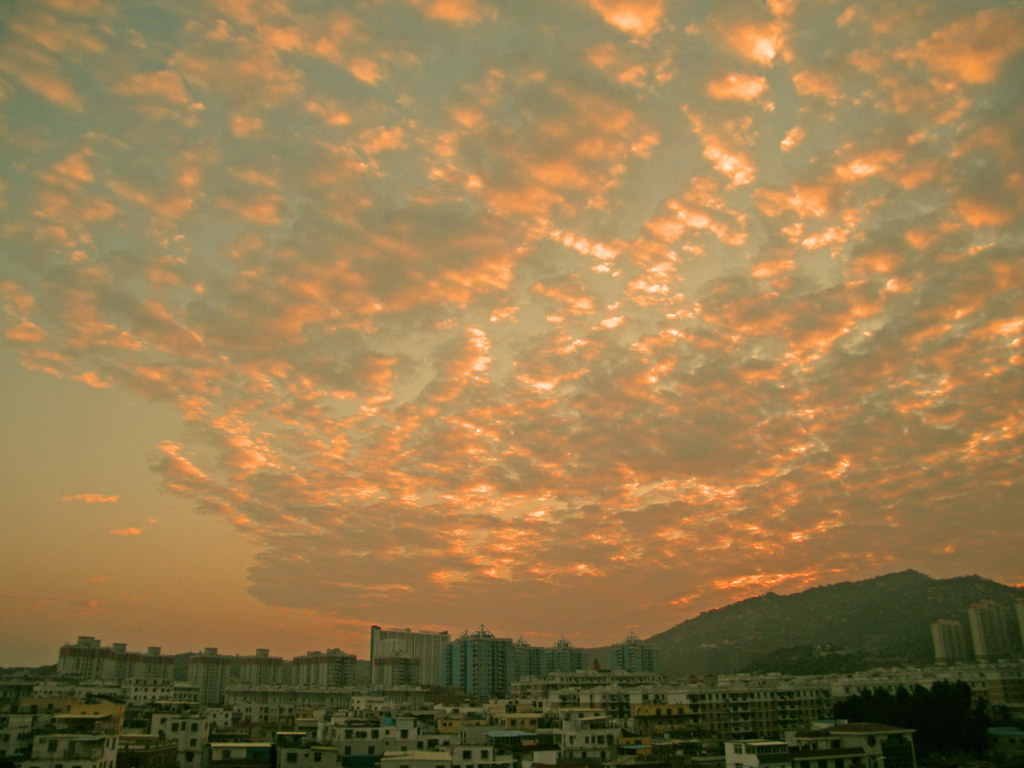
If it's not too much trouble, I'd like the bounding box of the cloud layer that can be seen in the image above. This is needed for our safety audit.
[2,0,1023,646]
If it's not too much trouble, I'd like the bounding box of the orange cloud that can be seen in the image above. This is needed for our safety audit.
[407,0,489,25]
[60,494,119,503]
[707,73,767,101]
[585,0,664,37]
[911,8,1024,84]
[115,70,189,103]
[108,528,142,536]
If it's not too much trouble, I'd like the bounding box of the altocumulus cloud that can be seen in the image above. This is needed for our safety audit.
[1,0,1023,644]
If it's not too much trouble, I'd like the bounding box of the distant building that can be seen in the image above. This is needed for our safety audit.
[1016,600,1024,650]
[56,637,173,683]
[545,636,586,674]
[968,601,1014,661]
[512,639,544,681]
[369,627,450,687]
[189,648,232,706]
[930,620,969,664]
[373,653,421,688]
[238,649,283,686]
[293,649,356,688]
[444,627,514,699]
[611,633,659,674]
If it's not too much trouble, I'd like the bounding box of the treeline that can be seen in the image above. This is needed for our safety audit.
[834,681,989,757]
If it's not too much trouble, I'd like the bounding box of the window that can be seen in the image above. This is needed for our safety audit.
[463,751,471,759]
[287,754,298,763]
[314,755,322,763]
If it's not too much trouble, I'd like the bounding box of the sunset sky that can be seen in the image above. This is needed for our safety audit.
[2,0,1023,667]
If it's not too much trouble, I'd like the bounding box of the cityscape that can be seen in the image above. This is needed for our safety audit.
[3,0,1024,766]
[2,592,1023,768]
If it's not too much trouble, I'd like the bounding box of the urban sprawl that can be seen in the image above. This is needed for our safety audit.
[3,599,1024,768]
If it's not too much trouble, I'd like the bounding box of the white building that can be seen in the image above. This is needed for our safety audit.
[380,750,451,768]
[189,649,232,706]
[725,739,791,768]
[370,627,450,687]
[293,651,356,689]
[240,650,284,687]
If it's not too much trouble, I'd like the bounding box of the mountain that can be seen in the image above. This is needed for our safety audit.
[641,570,1024,678]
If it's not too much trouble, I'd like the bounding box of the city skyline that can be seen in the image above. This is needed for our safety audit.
[2,0,1024,667]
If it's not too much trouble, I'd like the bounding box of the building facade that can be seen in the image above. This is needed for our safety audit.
[370,627,450,687]
[930,620,969,664]
[444,628,514,700]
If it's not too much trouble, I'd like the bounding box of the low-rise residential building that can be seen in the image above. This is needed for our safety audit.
[379,750,452,768]
[790,723,917,768]
[117,735,178,768]
[724,739,791,768]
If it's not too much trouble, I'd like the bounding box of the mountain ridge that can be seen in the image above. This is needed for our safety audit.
[631,569,1024,677]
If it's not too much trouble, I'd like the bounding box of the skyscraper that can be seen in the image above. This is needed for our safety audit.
[369,626,450,686]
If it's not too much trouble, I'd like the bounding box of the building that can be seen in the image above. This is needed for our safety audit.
[372,654,421,688]
[444,628,514,700]
[117,735,179,768]
[545,637,585,674]
[724,739,791,768]
[150,708,214,768]
[968,601,1014,661]
[611,634,659,674]
[239,650,284,687]
[189,649,232,706]
[511,641,544,682]
[22,713,120,768]
[56,637,173,683]
[791,722,917,768]
[370,627,450,687]
[293,650,356,688]
[930,620,969,664]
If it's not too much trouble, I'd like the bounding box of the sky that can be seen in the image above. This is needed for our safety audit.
[1,0,1023,668]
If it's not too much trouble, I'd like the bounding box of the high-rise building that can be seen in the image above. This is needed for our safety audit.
[510,636,586,680]
[931,620,969,664]
[444,626,514,699]
[968,601,1014,661]
[546,637,585,674]
[56,637,173,683]
[512,639,544,681]
[373,653,421,687]
[239,649,284,686]
[1016,600,1024,650]
[293,649,356,688]
[369,626,450,686]
[188,648,232,705]
[611,633,659,673]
